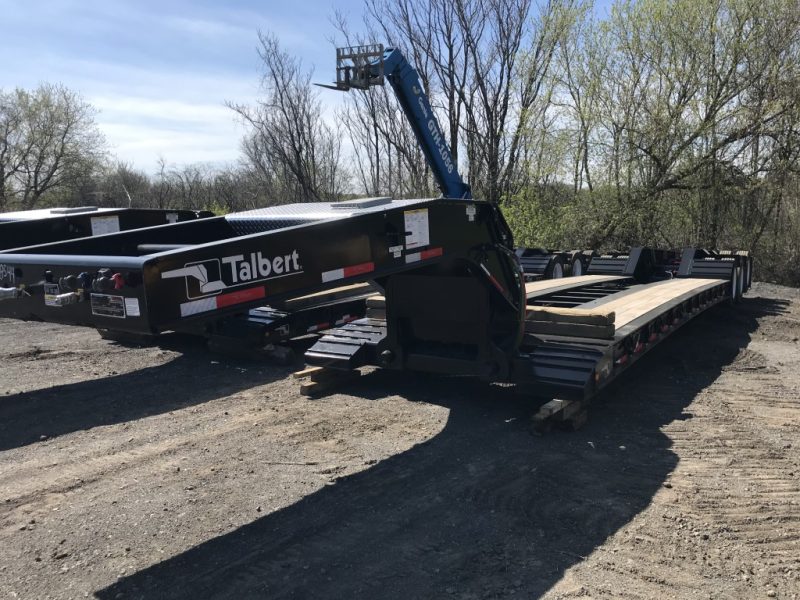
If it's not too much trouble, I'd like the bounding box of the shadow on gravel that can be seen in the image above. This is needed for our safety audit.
[0,333,292,452]
[98,297,781,600]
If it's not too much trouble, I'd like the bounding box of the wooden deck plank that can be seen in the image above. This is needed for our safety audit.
[525,277,725,337]
[605,278,723,328]
[603,279,718,314]
[524,274,626,296]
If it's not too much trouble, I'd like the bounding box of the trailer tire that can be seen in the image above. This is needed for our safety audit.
[744,257,752,292]
[569,254,584,277]
[736,262,745,298]
[545,255,565,279]
[729,265,740,304]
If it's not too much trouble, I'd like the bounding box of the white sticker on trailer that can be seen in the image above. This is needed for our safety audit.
[124,297,141,317]
[44,283,60,307]
[90,293,126,318]
[179,297,217,317]
[404,209,430,249]
[91,215,120,236]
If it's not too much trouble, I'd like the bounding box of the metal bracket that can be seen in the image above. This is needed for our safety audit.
[316,44,385,91]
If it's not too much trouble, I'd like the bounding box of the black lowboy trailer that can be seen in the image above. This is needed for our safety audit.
[0,43,753,425]
[0,206,214,251]
[304,245,750,405]
[0,196,750,405]
[0,199,419,353]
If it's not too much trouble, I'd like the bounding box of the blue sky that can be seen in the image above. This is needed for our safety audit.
[1,0,613,173]
[0,0,363,172]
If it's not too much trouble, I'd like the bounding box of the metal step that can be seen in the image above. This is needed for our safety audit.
[304,319,387,369]
[513,343,606,400]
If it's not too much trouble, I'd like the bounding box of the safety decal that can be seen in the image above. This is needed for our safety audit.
[91,294,126,318]
[0,263,15,286]
[321,261,375,283]
[179,285,266,318]
[404,208,430,249]
[44,283,60,307]
[124,298,141,317]
[90,215,121,236]
[404,247,443,264]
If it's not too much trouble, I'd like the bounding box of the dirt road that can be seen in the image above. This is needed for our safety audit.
[1,282,798,599]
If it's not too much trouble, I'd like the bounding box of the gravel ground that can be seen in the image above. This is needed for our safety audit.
[0,281,798,599]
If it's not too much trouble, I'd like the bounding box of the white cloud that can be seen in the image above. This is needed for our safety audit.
[162,16,251,38]
[99,121,241,167]
[0,0,348,172]
[15,53,261,171]
[89,94,248,169]
[92,96,235,124]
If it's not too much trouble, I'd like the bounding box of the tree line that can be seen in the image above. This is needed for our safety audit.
[1,0,798,283]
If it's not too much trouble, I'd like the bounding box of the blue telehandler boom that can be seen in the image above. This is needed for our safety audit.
[319,44,472,201]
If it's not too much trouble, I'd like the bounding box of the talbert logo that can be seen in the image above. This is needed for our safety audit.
[161,250,302,299]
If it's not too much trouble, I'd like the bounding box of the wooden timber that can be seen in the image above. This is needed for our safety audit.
[595,278,722,328]
[281,282,374,310]
[525,277,724,338]
[523,274,627,299]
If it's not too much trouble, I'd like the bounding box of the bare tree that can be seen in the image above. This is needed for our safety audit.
[228,32,347,203]
[335,0,576,203]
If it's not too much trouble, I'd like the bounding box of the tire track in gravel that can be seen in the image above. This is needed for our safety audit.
[3,286,799,600]
[547,291,800,599]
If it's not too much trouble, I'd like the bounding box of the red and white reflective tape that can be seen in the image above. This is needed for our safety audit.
[335,314,357,326]
[404,246,443,264]
[479,262,506,294]
[307,322,330,333]
[180,286,266,317]
[321,261,375,283]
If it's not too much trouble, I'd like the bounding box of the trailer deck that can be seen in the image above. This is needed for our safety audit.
[0,206,213,250]
[302,246,747,416]
[514,274,732,403]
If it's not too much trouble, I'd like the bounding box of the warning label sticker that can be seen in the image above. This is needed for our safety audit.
[91,215,121,236]
[124,297,141,317]
[90,293,126,318]
[44,283,60,307]
[404,208,430,249]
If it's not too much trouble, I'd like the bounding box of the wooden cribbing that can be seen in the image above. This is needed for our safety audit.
[293,365,360,396]
[524,321,615,339]
[525,278,723,338]
[292,366,326,379]
[282,282,373,310]
[366,295,386,308]
[531,398,588,432]
[526,306,615,326]
[365,295,386,319]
